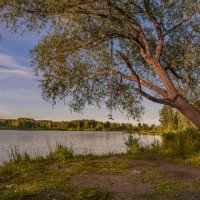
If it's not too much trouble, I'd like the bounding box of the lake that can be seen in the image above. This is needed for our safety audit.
[0,130,161,164]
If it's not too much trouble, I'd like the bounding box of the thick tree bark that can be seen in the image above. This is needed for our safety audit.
[154,64,200,129]
[144,59,200,129]
[175,96,200,129]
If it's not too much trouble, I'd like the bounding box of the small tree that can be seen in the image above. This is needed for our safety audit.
[159,105,176,130]
[1,1,199,127]
[159,105,195,131]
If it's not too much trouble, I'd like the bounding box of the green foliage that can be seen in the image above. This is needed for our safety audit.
[6,145,31,164]
[0,118,140,131]
[47,144,74,162]
[0,117,161,132]
[0,146,110,200]
[161,128,200,155]
[159,106,195,131]
[125,128,200,156]
[159,106,177,130]
[1,1,199,121]
[126,137,161,154]
[186,153,200,166]
[125,135,141,153]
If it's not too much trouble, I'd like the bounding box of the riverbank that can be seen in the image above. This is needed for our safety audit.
[1,146,200,200]
[123,130,163,135]
[0,128,164,136]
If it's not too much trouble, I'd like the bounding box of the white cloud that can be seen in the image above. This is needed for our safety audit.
[0,89,41,101]
[0,53,32,78]
[0,69,31,77]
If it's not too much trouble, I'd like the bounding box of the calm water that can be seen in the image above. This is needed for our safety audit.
[0,130,161,163]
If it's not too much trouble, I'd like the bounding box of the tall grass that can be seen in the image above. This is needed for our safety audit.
[5,145,31,164]
[125,128,200,156]
[161,128,200,155]
[0,144,74,182]
[47,143,74,162]
[125,135,161,153]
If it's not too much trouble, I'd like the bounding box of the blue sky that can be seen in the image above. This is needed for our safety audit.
[0,24,161,124]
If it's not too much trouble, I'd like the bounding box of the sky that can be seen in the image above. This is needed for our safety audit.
[0,24,161,124]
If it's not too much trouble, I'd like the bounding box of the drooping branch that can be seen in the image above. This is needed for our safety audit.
[93,68,169,97]
[117,51,142,90]
[62,7,146,52]
[93,69,178,107]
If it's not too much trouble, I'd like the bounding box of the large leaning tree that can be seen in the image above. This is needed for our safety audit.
[1,0,200,128]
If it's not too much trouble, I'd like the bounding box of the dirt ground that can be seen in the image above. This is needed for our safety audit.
[71,153,200,200]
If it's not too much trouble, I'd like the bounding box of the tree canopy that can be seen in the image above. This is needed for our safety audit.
[0,0,199,127]
[0,118,153,131]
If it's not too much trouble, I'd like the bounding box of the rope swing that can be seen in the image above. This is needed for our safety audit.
[108,38,114,120]
[108,5,114,120]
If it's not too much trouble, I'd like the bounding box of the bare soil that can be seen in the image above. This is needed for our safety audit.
[71,153,200,200]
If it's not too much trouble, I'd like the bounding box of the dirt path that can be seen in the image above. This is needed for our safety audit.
[71,153,200,200]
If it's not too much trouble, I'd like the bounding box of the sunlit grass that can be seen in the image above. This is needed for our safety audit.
[1,128,200,200]
[0,144,110,200]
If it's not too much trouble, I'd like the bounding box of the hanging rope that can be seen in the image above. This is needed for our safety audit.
[108,6,114,120]
[108,37,114,120]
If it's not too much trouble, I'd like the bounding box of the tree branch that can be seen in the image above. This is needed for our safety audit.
[92,69,168,99]
[117,51,142,90]
[163,19,189,36]
[93,69,179,107]
[165,66,183,80]
[116,51,168,98]
[115,51,179,107]
[108,0,152,57]
[143,0,164,61]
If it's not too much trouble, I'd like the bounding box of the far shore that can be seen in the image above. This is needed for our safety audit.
[0,128,163,135]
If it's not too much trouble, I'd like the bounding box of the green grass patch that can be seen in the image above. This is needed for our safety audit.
[1,141,200,200]
[0,145,110,200]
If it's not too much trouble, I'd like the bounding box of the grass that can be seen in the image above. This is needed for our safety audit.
[1,149,200,199]
[0,145,110,200]
[125,128,200,165]
[1,128,200,200]
[161,128,200,155]
[0,144,130,200]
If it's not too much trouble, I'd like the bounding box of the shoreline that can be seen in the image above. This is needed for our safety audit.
[0,128,163,134]
[1,150,200,200]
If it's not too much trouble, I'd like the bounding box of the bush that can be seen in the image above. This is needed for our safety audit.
[125,128,200,156]
[47,144,74,162]
[161,128,200,155]
[125,135,141,153]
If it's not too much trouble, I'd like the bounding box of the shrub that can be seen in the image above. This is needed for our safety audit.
[125,135,141,153]
[47,144,74,162]
[161,128,200,155]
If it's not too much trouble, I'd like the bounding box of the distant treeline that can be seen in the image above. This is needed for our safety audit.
[0,118,156,131]
[0,106,195,132]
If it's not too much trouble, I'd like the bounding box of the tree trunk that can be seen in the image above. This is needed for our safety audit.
[175,96,200,129]
[151,61,200,129]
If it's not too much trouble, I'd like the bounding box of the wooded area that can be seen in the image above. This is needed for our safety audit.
[0,105,196,132]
